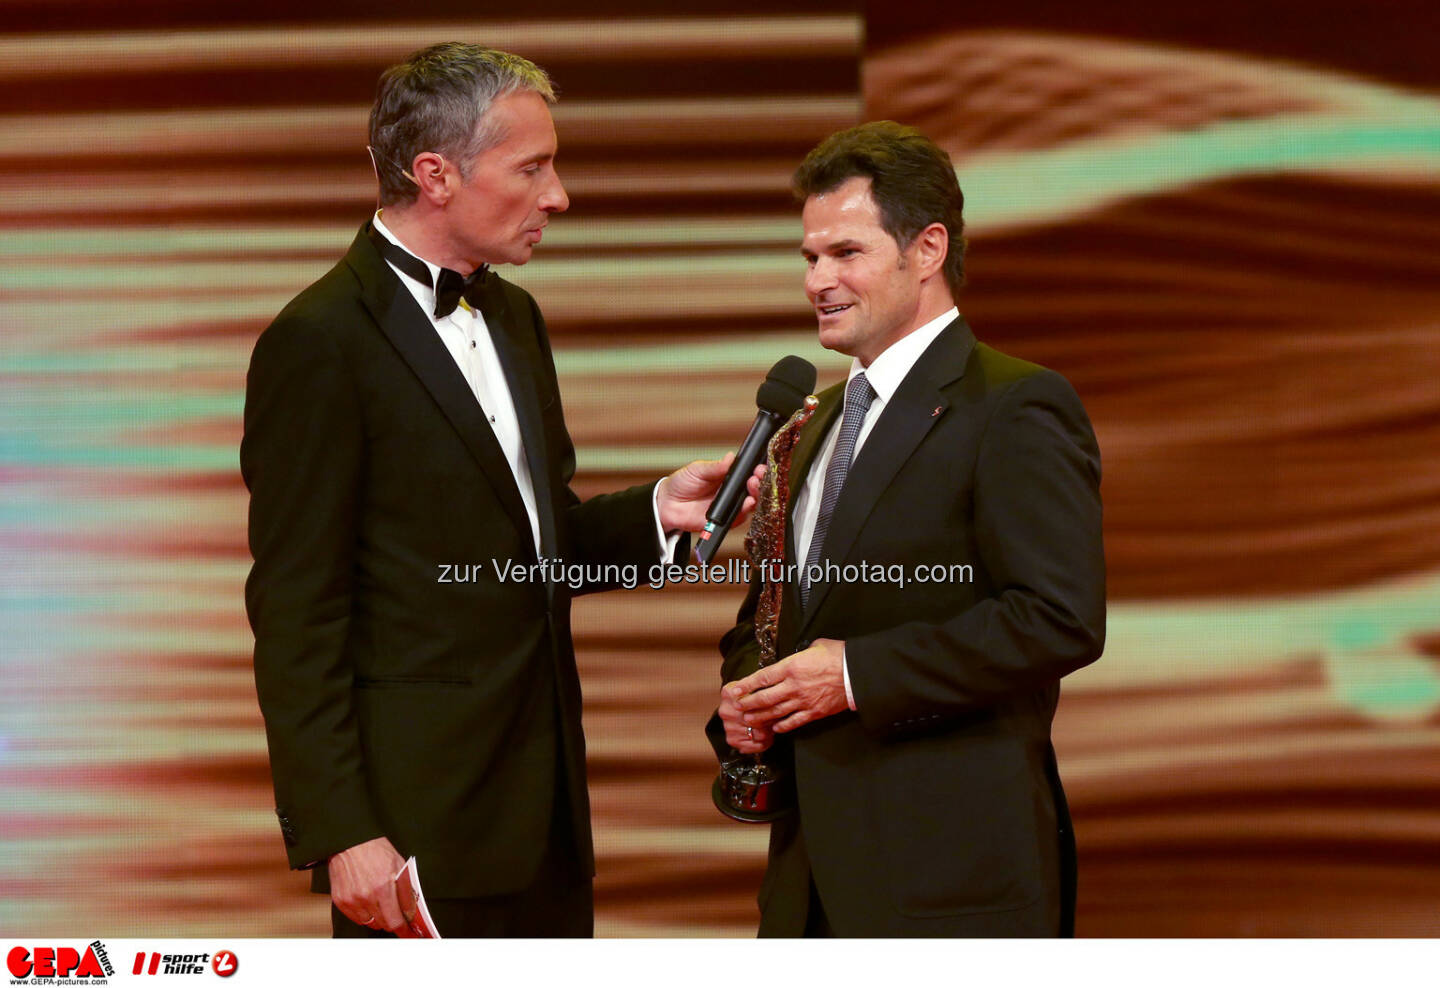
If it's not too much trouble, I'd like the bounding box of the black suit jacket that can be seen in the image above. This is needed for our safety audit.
[715,317,1105,936]
[242,225,664,898]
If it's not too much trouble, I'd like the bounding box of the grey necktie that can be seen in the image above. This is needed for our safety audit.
[801,372,876,608]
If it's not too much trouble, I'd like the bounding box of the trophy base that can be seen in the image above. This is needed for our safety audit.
[711,760,793,824]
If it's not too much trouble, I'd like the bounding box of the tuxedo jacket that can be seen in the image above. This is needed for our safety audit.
[715,317,1105,936]
[242,225,663,899]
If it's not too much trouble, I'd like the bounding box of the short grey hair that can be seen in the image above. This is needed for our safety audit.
[368,42,556,206]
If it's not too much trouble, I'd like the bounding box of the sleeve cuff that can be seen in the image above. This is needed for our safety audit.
[651,479,683,563]
[842,644,857,710]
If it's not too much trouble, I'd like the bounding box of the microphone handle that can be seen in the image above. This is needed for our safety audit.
[695,409,784,565]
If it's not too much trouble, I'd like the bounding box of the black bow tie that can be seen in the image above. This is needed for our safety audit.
[431,266,489,319]
[368,224,490,319]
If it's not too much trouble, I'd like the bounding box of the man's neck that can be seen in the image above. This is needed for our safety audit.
[378,205,477,276]
[857,289,956,367]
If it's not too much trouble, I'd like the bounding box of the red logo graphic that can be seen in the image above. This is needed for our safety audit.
[7,944,110,979]
[131,951,227,977]
[211,952,237,978]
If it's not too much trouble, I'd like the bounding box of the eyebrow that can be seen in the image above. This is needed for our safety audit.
[801,238,863,255]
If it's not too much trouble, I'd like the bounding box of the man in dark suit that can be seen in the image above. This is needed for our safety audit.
[243,43,740,938]
[715,121,1106,936]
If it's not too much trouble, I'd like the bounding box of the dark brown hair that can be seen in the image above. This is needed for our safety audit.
[793,121,966,297]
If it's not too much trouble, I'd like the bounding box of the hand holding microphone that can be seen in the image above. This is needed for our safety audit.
[694,356,817,565]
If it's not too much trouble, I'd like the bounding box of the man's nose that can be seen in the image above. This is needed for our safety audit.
[805,258,836,297]
[542,170,569,213]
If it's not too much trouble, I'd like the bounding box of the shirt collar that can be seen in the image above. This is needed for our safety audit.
[373,210,442,315]
[847,306,959,404]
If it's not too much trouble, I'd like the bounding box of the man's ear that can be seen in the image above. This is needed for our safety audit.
[910,221,949,283]
[409,151,451,205]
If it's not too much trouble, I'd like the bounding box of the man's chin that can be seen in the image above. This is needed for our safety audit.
[817,324,855,354]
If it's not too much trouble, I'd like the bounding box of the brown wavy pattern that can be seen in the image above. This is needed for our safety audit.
[867,31,1328,159]
[954,174,1440,597]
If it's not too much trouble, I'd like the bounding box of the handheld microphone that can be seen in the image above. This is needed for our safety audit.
[695,355,816,566]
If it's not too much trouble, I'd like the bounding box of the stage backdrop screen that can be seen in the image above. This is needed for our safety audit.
[1,0,1435,936]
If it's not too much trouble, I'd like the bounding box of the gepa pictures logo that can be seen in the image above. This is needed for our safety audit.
[6,941,114,982]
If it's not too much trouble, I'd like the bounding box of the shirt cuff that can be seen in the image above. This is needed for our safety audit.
[842,644,856,710]
[651,480,683,564]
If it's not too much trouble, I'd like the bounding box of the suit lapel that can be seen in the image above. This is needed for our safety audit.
[799,319,977,633]
[347,226,538,560]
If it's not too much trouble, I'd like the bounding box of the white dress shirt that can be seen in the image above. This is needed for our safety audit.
[372,213,678,561]
[792,306,959,708]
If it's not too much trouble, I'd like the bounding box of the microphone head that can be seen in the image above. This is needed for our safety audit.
[756,355,817,416]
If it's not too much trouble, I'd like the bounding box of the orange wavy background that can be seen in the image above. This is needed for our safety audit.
[2,0,1437,937]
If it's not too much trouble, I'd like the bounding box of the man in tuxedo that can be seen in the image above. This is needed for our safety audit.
[714,121,1106,936]
[243,43,742,938]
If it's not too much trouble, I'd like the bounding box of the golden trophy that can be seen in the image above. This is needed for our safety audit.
[712,394,818,822]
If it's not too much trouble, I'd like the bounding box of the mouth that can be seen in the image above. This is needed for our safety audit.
[817,303,853,317]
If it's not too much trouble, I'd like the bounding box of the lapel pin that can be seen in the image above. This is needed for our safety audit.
[932,405,943,417]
